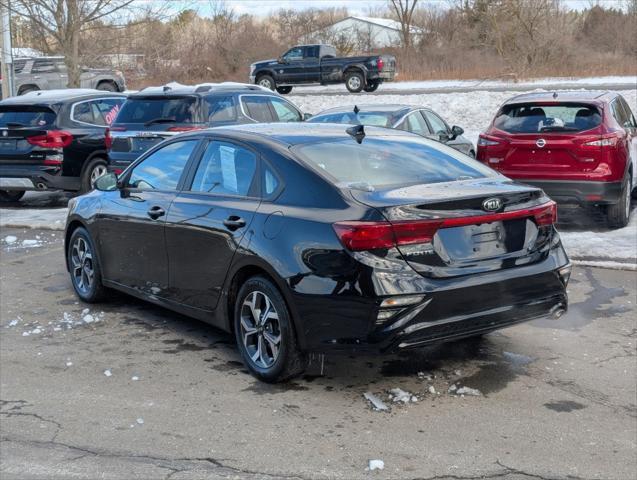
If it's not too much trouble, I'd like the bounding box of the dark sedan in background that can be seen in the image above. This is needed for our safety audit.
[307,104,475,157]
[65,123,570,382]
[0,89,125,201]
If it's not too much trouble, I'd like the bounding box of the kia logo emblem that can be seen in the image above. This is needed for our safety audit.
[536,138,546,148]
[482,197,502,212]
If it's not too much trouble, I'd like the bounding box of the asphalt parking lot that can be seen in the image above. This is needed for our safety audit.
[1,218,635,480]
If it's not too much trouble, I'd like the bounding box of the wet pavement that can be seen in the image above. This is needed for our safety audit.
[0,223,636,479]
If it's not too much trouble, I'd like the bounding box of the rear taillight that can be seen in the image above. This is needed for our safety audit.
[333,201,557,251]
[27,131,73,148]
[104,128,112,149]
[584,134,619,147]
[377,57,384,71]
[478,135,501,147]
[167,126,204,132]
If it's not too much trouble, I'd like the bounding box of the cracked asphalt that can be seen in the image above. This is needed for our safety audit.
[0,223,635,480]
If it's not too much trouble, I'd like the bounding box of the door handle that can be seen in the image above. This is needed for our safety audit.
[223,215,246,230]
[147,205,165,220]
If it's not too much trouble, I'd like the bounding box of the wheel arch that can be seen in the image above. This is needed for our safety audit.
[223,258,307,350]
[96,79,119,91]
[343,64,367,80]
[17,84,40,95]
[64,218,89,272]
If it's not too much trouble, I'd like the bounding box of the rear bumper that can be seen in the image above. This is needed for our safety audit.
[0,166,79,191]
[296,240,570,353]
[516,180,622,205]
[369,71,395,82]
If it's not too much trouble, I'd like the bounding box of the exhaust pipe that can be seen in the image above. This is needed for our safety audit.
[36,182,47,190]
[549,303,566,320]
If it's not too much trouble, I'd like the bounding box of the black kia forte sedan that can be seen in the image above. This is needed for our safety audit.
[64,123,571,382]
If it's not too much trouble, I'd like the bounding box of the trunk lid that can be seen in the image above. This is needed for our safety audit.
[350,178,554,278]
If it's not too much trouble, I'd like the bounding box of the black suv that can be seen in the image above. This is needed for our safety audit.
[0,89,126,201]
[108,83,307,173]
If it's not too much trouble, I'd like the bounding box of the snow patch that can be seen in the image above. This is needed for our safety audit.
[363,392,389,411]
[368,459,385,471]
[4,235,17,244]
[104,369,112,377]
[456,386,482,396]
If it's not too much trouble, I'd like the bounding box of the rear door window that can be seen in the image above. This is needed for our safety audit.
[402,112,430,135]
[72,101,96,124]
[32,59,57,73]
[241,96,275,122]
[190,141,258,196]
[0,106,56,127]
[128,140,198,190]
[72,99,123,126]
[494,103,602,133]
[115,96,199,124]
[205,95,237,123]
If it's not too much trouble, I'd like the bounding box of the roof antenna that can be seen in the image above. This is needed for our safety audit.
[353,105,360,114]
[346,124,365,144]
[552,91,558,99]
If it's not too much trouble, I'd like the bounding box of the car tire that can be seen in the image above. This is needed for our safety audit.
[81,157,108,193]
[67,226,107,303]
[0,190,25,202]
[345,71,365,93]
[234,276,306,382]
[257,75,276,91]
[606,175,631,228]
[276,86,292,95]
[363,81,379,93]
[18,86,39,95]
[96,81,118,92]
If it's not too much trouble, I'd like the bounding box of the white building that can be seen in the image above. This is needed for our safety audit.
[310,16,422,50]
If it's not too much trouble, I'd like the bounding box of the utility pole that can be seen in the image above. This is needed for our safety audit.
[0,0,13,98]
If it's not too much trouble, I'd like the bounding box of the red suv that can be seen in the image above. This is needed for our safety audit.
[477,91,636,227]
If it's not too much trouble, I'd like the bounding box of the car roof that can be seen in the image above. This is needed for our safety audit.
[312,104,415,116]
[504,90,616,105]
[192,122,411,147]
[128,82,273,98]
[0,89,126,106]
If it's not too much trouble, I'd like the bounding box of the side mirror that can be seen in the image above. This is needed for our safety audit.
[437,130,451,142]
[303,112,313,121]
[94,172,119,192]
[449,125,464,140]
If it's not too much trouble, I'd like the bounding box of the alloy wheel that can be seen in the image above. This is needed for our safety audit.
[71,236,94,295]
[258,78,273,90]
[240,291,281,369]
[348,76,361,90]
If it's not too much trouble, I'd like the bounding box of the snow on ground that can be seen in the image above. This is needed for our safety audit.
[5,308,105,337]
[296,75,637,94]
[0,208,67,230]
[560,211,637,268]
[290,88,637,147]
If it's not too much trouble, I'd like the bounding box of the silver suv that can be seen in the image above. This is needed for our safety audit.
[11,56,126,96]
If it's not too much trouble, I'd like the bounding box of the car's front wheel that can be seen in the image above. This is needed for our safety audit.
[257,75,276,91]
[234,276,306,382]
[0,190,25,202]
[606,175,631,228]
[67,226,107,302]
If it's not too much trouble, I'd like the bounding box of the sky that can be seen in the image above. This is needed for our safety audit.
[174,0,629,18]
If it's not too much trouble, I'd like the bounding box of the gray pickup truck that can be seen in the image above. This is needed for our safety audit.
[249,44,396,94]
[6,56,126,96]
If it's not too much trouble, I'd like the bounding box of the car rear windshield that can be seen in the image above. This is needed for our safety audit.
[494,103,602,133]
[310,112,393,127]
[115,96,199,124]
[0,106,56,127]
[293,136,495,189]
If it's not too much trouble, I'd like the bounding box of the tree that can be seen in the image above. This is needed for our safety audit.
[7,0,143,87]
[388,0,419,49]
